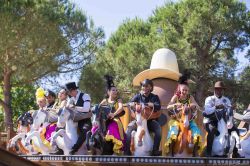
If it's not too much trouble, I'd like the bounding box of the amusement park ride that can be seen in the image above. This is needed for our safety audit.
[1,48,250,166]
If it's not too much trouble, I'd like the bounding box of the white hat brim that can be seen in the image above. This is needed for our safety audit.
[133,68,181,86]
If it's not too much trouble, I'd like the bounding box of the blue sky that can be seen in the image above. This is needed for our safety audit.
[72,0,249,39]
[71,0,249,76]
[72,0,166,39]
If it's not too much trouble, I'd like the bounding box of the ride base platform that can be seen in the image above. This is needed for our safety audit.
[21,155,250,166]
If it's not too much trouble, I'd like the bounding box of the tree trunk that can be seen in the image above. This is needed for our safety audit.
[195,80,207,107]
[2,69,14,134]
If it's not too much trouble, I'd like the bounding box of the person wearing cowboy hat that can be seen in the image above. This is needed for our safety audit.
[64,82,92,155]
[203,81,242,157]
[125,79,162,156]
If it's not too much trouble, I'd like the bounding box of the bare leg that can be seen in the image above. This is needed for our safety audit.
[138,129,145,146]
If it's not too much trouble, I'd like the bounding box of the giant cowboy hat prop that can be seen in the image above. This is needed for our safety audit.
[133,48,181,86]
[133,48,182,126]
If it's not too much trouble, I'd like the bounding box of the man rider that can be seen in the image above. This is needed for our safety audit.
[203,81,242,157]
[124,79,162,156]
[65,82,92,155]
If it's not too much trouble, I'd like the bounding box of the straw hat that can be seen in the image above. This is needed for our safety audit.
[133,48,181,86]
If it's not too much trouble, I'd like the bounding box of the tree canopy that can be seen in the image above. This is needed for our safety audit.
[149,0,250,104]
[0,0,104,131]
[80,18,153,103]
[80,0,250,108]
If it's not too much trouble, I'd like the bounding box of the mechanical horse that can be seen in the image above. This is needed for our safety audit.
[129,103,159,156]
[50,107,89,155]
[210,106,238,157]
[86,104,125,155]
[7,111,34,154]
[165,104,201,157]
[234,108,250,158]
[25,109,57,155]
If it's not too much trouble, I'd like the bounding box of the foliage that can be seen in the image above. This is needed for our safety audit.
[0,0,104,130]
[149,0,250,105]
[0,85,37,131]
[80,18,153,103]
[0,84,37,131]
[238,66,250,109]
[0,0,104,85]
[11,85,37,126]
[80,0,250,107]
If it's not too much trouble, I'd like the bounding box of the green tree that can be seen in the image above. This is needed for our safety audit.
[80,18,153,102]
[149,0,250,105]
[238,66,250,108]
[0,0,104,131]
[0,85,37,131]
[80,0,249,106]
[11,85,37,125]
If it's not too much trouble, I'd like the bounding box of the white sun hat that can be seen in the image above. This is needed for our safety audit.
[133,48,181,86]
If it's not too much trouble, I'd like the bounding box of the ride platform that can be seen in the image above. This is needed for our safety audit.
[21,155,250,166]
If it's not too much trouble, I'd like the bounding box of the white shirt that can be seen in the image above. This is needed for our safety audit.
[204,95,231,115]
[67,90,91,113]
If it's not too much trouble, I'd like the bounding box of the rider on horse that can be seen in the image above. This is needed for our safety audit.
[165,72,201,156]
[64,82,92,155]
[125,79,162,156]
[98,75,126,155]
[203,81,242,157]
[30,88,58,153]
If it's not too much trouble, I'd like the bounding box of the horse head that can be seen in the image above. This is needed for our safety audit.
[17,112,33,127]
[17,111,34,133]
[57,107,74,128]
[134,103,145,125]
[91,104,111,134]
[32,109,50,130]
[91,104,101,128]
[87,104,112,155]
[214,105,234,130]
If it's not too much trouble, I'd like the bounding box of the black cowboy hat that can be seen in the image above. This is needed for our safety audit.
[65,82,78,91]
[214,81,226,89]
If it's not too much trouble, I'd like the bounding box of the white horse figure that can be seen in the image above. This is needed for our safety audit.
[25,109,57,155]
[50,107,88,155]
[234,109,250,158]
[131,104,153,156]
[7,111,36,155]
[8,132,37,155]
[211,106,238,157]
